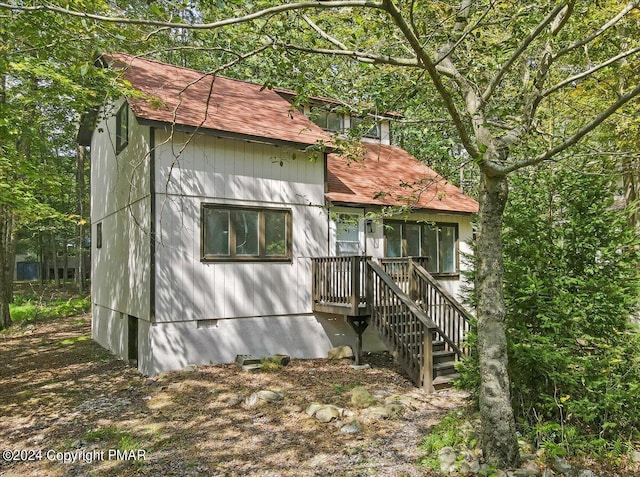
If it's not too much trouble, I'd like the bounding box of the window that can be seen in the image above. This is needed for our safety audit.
[201,205,292,261]
[351,116,381,139]
[96,223,103,249]
[311,107,343,132]
[335,213,362,256]
[384,221,458,274]
[115,104,129,154]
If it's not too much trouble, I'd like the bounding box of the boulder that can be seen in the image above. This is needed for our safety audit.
[438,446,457,474]
[350,387,377,409]
[328,346,354,360]
[315,405,342,423]
[245,389,284,407]
[340,420,362,434]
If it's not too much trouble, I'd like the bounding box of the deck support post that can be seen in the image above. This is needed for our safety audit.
[345,316,369,365]
[421,330,434,393]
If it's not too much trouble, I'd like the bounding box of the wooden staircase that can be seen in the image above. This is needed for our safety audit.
[312,256,473,392]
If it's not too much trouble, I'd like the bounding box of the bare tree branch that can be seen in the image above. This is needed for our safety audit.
[543,47,640,98]
[481,1,572,104]
[301,14,349,51]
[552,0,639,61]
[381,0,480,159]
[500,82,640,174]
[0,1,385,30]
[282,43,419,67]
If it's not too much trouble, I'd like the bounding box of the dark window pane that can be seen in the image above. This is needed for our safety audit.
[385,224,402,257]
[232,210,259,255]
[441,225,456,273]
[422,224,439,273]
[405,223,421,256]
[204,209,229,256]
[265,210,287,256]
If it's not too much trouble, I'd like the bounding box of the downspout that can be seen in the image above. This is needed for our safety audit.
[149,127,156,323]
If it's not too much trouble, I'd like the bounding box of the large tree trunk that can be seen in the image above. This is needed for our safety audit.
[76,145,86,292]
[0,204,16,330]
[475,170,520,467]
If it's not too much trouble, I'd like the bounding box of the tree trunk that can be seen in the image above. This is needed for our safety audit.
[76,145,86,292]
[475,170,520,467]
[0,204,16,330]
[51,234,60,287]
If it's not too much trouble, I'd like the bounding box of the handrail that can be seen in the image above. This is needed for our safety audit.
[311,256,369,315]
[410,261,473,357]
[366,260,437,391]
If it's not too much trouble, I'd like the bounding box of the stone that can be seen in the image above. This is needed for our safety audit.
[305,402,324,417]
[542,469,556,477]
[328,345,354,360]
[632,450,640,463]
[268,354,291,366]
[235,354,261,367]
[241,364,263,372]
[315,405,342,423]
[459,450,480,474]
[340,420,362,434]
[350,386,377,409]
[576,471,598,477]
[362,406,392,422]
[246,389,284,407]
[350,364,371,370]
[183,364,197,372]
[438,446,458,474]
[551,456,575,477]
[512,470,539,477]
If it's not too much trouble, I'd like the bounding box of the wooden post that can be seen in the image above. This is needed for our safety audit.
[421,328,434,393]
[350,256,360,315]
[408,258,418,301]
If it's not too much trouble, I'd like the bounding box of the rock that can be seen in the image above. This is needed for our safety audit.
[328,345,354,360]
[241,364,263,372]
[551,456,575,477]
[513,470,539,477]
[340,420,361,434]
[235,354,261,367]
[438,446,458,474]
[246,389,284,407]
[350,387,377,409]
[315,405,342,423]
[268,354,291,366]
[306,402,324,417]
[459,450,480,474]
[183,364,197,372]
[576,471,598,477]
[350,363,371,370]
[361,406,392,422]
[542,469,556,477]
[632,450,640,463]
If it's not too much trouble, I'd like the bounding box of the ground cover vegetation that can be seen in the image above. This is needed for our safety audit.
[1,0,639,470]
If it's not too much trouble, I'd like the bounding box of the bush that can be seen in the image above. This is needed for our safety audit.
[458,159,640,459]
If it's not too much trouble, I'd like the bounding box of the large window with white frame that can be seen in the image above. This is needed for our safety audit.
[384,221,458,274]
[201,204,292,261]
[115,104,128,154]
[334,213,362,256]
[310,107,344,132]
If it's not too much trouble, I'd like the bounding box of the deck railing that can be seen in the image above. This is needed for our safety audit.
[378,257,430,293]
[366,260,437,390]
[408,261,473,358]
[311,256,369,315]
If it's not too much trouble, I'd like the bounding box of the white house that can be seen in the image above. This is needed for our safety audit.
[79,54,478,378]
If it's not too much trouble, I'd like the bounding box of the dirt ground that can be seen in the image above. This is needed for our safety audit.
[0,314,468,477]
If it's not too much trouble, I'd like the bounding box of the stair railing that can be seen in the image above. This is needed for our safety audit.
[312,256,369,315]
[366,260,440,391]
[408,260,473,358]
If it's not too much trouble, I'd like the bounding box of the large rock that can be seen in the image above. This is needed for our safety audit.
[315,405,342,423]
[340,420,362,434]
[438,446,457,474]
[350,387,377,409]
[245,389,284,407]
[328,346,354,360]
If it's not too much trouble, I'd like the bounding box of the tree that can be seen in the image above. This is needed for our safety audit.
[2,0,640,466]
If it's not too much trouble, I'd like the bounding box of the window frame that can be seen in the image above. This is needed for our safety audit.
[384,220,459,276]
[200,204,293,262]
[115,103,129,154]
[351,116,381,140]
[96,222,103,249]
[310,106,344,132]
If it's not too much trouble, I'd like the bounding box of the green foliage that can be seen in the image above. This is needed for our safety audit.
[459,159,640,458]
[420,411,480,472]
[9,295,91,323]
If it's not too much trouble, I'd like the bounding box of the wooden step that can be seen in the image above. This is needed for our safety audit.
[432,361,457,377]
[433,373,459,390]
[433,350,456,364]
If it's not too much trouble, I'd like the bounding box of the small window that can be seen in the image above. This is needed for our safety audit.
[311,108,343,132]
[202,205,292,261]
[335,213,362,256]
[351,117,381,139]
[115,104,129,154]
[96,223,103,249]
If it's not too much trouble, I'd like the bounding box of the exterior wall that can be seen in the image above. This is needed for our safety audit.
[143,129,339,373]
[329,206,474,302]
[90,99,151,363]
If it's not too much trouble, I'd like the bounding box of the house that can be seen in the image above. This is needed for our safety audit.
[79,54,478,386]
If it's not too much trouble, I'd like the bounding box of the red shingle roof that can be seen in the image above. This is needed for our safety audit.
[327,143,478,213]
[106,53,332,148]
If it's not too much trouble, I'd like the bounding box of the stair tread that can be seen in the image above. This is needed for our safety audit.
[433,373,459,386]
[432,361,456,370]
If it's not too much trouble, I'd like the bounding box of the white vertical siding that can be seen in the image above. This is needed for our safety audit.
[152,130,328,323]
[90,99,151,364]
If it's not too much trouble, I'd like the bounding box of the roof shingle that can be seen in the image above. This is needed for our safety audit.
[107,53,332,148]
[327,143,478,214]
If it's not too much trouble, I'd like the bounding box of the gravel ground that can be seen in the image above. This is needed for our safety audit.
[0,314,468,477]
